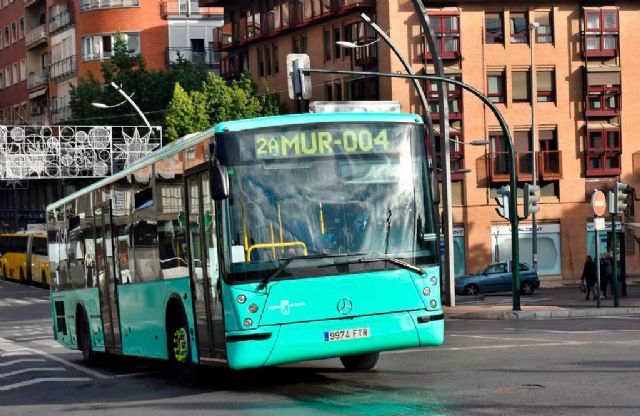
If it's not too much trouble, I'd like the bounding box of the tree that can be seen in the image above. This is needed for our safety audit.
[165,83,208,142]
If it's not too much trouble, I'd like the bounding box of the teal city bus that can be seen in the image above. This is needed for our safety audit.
[46,112,443,375]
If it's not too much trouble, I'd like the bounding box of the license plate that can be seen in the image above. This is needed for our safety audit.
[323,327,370,342]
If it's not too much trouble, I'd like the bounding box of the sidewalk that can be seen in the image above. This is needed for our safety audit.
[445,284,640,320]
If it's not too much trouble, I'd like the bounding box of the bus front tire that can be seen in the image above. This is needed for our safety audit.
[340,352,380,371]
[78,313,98,366]
[167,308,199,385]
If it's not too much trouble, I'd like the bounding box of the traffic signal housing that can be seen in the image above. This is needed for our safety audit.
[495,185,510,220]
[524,183,540,218]
[609,182,630,215]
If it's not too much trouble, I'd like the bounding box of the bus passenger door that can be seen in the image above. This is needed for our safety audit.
[187,171,225,360]
[95,202,122,352]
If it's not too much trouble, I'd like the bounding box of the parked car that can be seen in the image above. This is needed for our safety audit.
[455,262,540,296]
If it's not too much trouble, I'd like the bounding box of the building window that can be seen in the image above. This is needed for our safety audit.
[426,14,460,59]
[19,59,25,82]
[343,25,352,57]
[584,8,619,57]
[292,33,307,54]
[257,47,264,77]
[487,71,505,103]
[535,11,553,43]
[12,63,18,85]
[11,21,16,43]
[512,70,530,102]
[333,27,341,59]
[426,75,463,118]
[18,17,24,39]
[586,128,621,176]
[265,46,272,75]
[335,80,343,100]
[485,12,504,44]
[4,67,9,87]
[586,85,620,116]
[272,45,279,74]
[323,29,331,61]
[4,27,9,46]
[0,71,3,89]
[325,83,333,101]
[81,33,140,61]
[536,70,555,102]
[510,12,529,43]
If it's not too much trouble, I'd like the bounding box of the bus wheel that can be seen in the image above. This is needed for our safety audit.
[167,310,199,385]
[79,313,98,366]
[339,352,380,371]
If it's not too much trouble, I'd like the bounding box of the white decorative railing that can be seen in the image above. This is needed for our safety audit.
[80,0,139,11]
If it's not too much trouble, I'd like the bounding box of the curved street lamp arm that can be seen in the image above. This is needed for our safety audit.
[110,82,152,131]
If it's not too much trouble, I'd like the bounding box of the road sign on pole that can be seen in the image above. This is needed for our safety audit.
[591,190,607,217]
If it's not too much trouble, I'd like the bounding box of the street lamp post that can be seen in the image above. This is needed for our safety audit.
[530,22,540,272]
[92,81,151,131]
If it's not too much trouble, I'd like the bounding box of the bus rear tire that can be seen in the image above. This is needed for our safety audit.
[340,352,380,371]
[79,313,98,366]
[167,307,199,386]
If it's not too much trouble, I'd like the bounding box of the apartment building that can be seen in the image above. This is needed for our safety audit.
[205,0,640,281]
[0,0,223,126]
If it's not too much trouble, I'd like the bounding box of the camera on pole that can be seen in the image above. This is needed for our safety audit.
[609,181,630,215]
[524,183,540,218]
[495,185,510,220]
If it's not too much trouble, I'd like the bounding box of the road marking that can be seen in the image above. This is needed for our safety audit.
[0,358,46,367]
[449,334,560,343]
[14,335,53,342]
[0,377,91,391]
[0,337,110,379]
[0,367,66,378]
[504,328,640,334]
[383,341,591,355]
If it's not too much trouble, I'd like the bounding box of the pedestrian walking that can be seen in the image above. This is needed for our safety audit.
[581,255,597,300]
[599,252,613,299]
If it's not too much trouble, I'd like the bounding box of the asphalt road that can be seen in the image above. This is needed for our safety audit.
[1,279,640,416]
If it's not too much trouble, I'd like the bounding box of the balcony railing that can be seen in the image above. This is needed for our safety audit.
[215,0,374,51]
[489,151,563,182]
[166,48,219,69]
[27,70,49,90]
[51,56,77,82]
[160,1,220,18]
[51,106,71,125]
[353,36,377,67]
[48,10,73,35]
[213,24,233,51]
[25,25,47,49]
[80,0,139,12]
[220,55,242,79]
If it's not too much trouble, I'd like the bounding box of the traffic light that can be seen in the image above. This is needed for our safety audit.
[609,182,630,215]
[287,54,311,100]
[524,183,540,218]
[495,185,510,220]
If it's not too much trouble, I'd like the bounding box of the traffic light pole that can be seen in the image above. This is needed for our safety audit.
[296,67,523,311]
[612,212,620,307]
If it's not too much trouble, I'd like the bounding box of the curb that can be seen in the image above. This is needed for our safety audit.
[447,307,640,320]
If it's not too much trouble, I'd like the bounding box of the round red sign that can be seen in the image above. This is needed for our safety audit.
[591,190,607,217]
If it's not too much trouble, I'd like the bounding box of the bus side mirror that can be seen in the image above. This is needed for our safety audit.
[210,161,229,201]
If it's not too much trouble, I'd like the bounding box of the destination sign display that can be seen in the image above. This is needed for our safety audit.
[249,126,407,160]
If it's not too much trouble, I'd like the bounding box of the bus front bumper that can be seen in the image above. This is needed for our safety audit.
[225,310,444,370]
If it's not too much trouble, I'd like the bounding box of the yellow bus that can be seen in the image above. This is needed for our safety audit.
[0,233,50,287]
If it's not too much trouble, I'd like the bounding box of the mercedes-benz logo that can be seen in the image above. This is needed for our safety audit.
[337,298,353,315]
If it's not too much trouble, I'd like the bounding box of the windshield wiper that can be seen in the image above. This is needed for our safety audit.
[330,254,426,276]
[257,252,366,290]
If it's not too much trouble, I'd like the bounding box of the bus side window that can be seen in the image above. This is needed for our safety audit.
[113,182,133,284]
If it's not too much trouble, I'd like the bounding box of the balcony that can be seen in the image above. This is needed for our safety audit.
[582,9,619,58]
[220,55,241,79]
[488,151,562,183]
[160,1,220,18]
[213,24,232,52]
[50,56,77,82]
[166,48,219,69]
[80,0,139,12]
[27,70,49,90]
[215,0,374,51]
[48,10,73,35]
[51,106,71,125]
[25,25,47,49]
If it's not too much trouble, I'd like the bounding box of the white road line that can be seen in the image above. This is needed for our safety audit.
[0,377,91,391]
[32,340,61,348]
[383,341,591,355]
[14,335,53,342]
[504,328,640,334]
[0,352,34,358]
[0,367,66,379]
[449,334,561,343]
[0,337,110,379]
[0,358,46,367]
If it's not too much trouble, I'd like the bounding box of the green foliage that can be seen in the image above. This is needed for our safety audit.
[165,83,209,141]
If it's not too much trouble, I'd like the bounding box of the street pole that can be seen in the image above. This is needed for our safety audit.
[109,82,152,131]
[411,0,456,308]
[530,23,539,272]
[299,68,522,310]
[595,222,601,309]
[612,211,620,307]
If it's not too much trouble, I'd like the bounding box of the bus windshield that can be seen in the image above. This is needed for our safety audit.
[217,122,436,282]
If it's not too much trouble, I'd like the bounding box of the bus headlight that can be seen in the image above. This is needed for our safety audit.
[422,287,431,297]
[237,295,247,304]
[248,303,259,313]
[430,277,438,286]
[243,318,253,327]
[429,300,437,308]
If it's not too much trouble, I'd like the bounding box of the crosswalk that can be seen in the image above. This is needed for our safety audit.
[0,297,50,308]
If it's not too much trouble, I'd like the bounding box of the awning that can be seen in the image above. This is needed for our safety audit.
[28,88,47,100]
